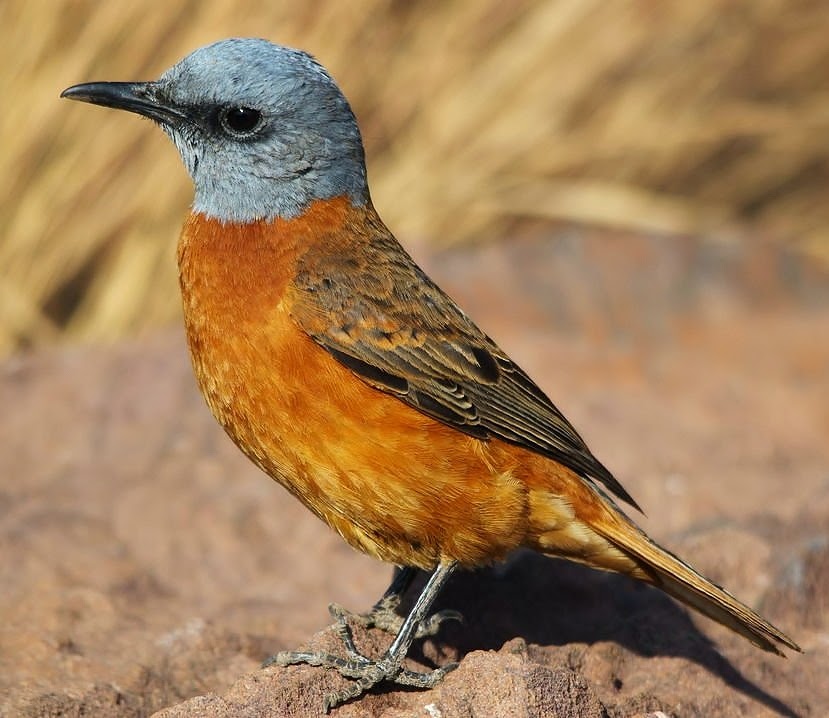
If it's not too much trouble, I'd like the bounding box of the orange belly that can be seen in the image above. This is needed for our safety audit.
[199,306,537,568]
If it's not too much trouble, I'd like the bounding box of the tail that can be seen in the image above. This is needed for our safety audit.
[588,505,801,655]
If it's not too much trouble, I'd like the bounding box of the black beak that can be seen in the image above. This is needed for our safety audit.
[60,82,186,126]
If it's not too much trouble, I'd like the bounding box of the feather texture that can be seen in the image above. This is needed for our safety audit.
[289,205,640,510]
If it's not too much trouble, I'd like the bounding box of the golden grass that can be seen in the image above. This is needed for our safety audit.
[2,0,829,355]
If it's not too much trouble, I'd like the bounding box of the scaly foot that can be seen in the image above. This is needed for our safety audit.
[262,563,459,711]
[270,614,458,711]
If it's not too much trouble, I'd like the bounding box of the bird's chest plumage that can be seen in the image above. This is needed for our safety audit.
[176,211,322,480]
[175,203,529,569]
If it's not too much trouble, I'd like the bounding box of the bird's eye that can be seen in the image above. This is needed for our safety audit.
[219,106,263,137]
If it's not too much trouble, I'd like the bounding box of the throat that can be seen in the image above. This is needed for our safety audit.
[177,212,299,316]
[176,195,363,346]
[178,195,357,305]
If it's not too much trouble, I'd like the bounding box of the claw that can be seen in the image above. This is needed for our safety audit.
[276,646,454,712]
[261,563,459,711]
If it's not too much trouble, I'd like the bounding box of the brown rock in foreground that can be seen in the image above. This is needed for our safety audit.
[154,641,607,718]
[2,229,827,717]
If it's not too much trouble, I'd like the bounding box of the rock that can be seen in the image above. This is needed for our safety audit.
[153,642,607,718]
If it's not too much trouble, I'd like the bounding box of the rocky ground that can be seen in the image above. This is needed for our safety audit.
[2,228,827,717]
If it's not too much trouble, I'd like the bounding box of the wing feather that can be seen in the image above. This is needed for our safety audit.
[290,225,640,510]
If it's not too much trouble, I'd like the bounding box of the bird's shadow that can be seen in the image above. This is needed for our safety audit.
[393,552,798,717]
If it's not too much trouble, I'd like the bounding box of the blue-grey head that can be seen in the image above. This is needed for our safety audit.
[61,38,369,222]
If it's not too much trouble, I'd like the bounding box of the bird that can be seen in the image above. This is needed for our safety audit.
[61,37,800,711]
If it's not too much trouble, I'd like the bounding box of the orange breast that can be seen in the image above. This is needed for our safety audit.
[176,198,535,569]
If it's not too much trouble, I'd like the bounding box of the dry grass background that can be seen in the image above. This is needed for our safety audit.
[2,0,829,356]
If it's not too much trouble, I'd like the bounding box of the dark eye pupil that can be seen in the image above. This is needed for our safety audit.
[222,106,261,134]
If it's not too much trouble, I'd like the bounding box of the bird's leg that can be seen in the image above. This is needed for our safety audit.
[330,565,462,638]
[271,562,459,712]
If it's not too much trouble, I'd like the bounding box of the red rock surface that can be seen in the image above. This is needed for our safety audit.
[2,229,827,717]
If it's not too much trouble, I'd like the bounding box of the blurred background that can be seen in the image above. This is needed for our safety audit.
[3,5,829,714]
[2,0,828,357]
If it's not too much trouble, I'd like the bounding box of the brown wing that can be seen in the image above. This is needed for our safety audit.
[289,221,640,511]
